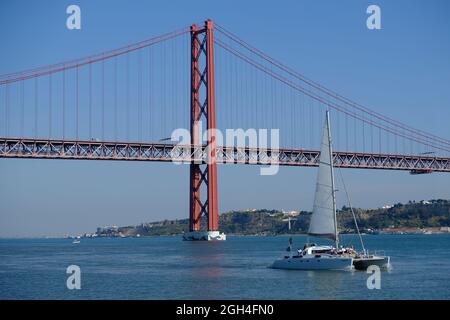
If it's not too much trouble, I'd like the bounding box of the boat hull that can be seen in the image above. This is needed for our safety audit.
[353,256,390,270]
[271,255,354,271]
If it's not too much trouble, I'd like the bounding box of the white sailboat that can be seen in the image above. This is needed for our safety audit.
[72,236,81,244]
[271,111,354,271]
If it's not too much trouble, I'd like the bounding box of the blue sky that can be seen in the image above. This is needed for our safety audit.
[0,0,449,237]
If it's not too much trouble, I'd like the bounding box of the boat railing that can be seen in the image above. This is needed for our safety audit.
[365,249,386,257]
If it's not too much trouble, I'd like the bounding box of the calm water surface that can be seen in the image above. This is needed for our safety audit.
[1,234,450,299]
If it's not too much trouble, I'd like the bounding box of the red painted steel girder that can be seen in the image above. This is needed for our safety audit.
[189,23,202,232]
[205,19,219,231]
[188,19,219,232]
[1,137,449,173]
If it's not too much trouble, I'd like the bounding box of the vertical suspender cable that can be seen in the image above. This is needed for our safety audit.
[138,50,142,141]
[114,57,118,141]
[5,83,8,136]
[346,112,349,151]
[76,65,79,140]
[35,78,38,137]
[150,45,153,139]
[89,63,92,139]
[63,67,66,139]
[126,53,130,141]
[102,56,105,141]
[21,80,25,136]
[49,70,52,138]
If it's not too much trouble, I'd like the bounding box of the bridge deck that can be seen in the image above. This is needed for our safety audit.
[0,137,449,172]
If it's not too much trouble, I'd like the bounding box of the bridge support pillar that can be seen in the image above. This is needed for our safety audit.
[185,19,225,241]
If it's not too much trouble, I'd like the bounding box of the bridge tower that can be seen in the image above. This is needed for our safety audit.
[184,19,226,241]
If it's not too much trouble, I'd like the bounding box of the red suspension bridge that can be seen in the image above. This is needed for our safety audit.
[1,20,449,238]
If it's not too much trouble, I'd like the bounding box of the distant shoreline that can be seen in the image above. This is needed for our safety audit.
[4,231,450,240]
[2,200,449,239]
[87,200,450,239]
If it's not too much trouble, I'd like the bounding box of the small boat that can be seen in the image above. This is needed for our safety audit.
[271,111,353,271]
[72,239,80,244]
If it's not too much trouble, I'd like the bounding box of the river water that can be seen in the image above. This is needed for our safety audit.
[1,234,449,299]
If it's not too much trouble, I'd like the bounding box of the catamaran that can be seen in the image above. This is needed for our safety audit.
[271,110,389,271]
[271,111,353,270]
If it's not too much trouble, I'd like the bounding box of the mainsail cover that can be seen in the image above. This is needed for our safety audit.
[308,112,337,240]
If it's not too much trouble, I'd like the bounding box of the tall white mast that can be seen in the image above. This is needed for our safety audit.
[308,110,339,245]
[326,110,339,248]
